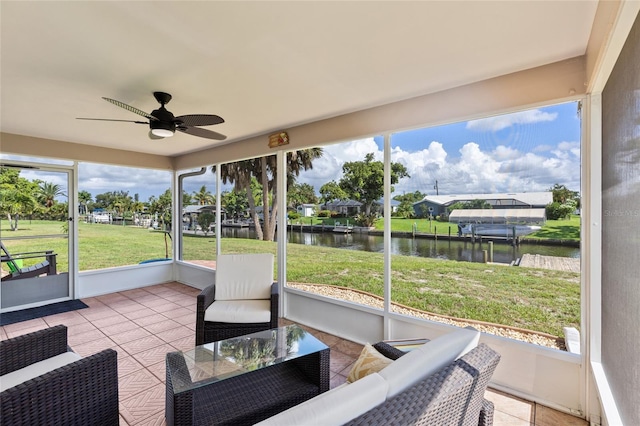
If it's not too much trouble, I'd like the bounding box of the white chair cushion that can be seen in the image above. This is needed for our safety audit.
[215,253,274,300]
[378,327,480,397]
[255,372,389,426]
[0,351,82,392]
[204,299,271,323]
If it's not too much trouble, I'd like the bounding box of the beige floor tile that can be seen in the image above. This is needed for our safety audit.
[81,297,107,308]
[155,325,192,343]
[333,339,364,358]
[493,409,534,426]
[79,307,119,321]
[118,355,145,377]
[72,336,116,357]
[2,317,47,333]
[313,330,343,347]
[134,410,167,426]
[330,373,348,389]
[111,301,146,314]
[120,335,165,355]
[535,404,588,426]
[95,293,130,303]
[65,321,98,335]
[143,319,182,334]
[119,368,161,399]
[136,295,167,307]
[123,308,160,320]
[485,388,535,423]
[149,302,182,313]
[119,383,165,425]
[158,307,192,318]
[6,325,48,338]
[330,350,356,373]
[147,361,167,382]
[132,343,175,367]
[172,313,195,326]
[101,320,141,336]
[169,335,195,352]
[43,310,88,326]
[68,328,107,346]
[110,327,152,345]
[91,313,130,328]
[133,313,169,328]
[170,296,196,307]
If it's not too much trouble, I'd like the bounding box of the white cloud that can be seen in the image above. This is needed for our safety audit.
[466,109,558,132]
[78,163,172,201]
[6,134,580,204]
[299,137,580,197]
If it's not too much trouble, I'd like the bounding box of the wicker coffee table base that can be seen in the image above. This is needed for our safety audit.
[166,347,329,426]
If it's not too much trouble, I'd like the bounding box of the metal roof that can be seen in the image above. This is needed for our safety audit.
[449,208,546,224]
[416,192,552,207]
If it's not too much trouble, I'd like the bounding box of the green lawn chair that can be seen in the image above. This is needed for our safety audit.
[0,241,57,281]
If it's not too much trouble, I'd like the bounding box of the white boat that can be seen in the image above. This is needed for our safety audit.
[333,225,353,233]
[459,224,541,238]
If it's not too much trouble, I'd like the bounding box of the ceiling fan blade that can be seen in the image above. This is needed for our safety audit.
[175,114,224,127]
[148,131,165,140]
[102,97,158,121]
[177,126,227,140]
[77,117,148,124]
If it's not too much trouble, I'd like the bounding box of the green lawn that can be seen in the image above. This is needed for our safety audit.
[2,219,580,337]
[526,215,581,241]
[295,215,581,241]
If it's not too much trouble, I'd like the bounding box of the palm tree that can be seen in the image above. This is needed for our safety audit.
[192,185,213,206]
[38,182,66,208]
[220,148,323,241]
[78,190,92,215]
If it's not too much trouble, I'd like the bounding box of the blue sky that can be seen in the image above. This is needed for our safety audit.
[298,101,581,197]
[3,101,581,203]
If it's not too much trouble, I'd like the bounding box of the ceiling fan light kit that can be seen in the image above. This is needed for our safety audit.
[150,122,175,138]
[77,91,226,141]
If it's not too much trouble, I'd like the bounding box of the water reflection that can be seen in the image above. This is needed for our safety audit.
[220,227,579,263]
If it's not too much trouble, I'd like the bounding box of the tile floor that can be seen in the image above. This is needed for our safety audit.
[0,282,587,426]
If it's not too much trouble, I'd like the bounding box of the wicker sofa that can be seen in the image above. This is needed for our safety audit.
[257,327,500,426]
[0,325,119,426]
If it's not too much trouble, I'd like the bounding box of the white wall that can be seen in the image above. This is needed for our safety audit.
[284,287,584,417]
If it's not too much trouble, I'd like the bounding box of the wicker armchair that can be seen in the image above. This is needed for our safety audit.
[345,342,500,426]
[196,253,279,345]
[0,325,119,426]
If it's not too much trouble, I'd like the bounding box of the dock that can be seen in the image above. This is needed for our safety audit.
[519,254,580,273]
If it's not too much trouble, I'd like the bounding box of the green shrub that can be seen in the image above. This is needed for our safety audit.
[546,202,574,220]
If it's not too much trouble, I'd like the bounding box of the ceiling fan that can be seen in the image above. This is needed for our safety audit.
[78,92,226,140]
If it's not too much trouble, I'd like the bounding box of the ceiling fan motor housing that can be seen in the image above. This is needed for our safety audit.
[150,106,176,136]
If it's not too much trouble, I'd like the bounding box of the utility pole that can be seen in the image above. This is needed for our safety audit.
[434,180,439,195]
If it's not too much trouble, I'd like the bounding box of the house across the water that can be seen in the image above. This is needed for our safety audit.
[412,192,552,218]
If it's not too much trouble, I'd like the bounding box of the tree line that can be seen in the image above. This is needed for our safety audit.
[1,155,578,241]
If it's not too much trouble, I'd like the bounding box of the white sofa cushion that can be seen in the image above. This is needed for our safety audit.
[255,372,389,426]
[378,327,480,397]
[0,351,82,392]
[215,253,274,300]
[204,299,271,323]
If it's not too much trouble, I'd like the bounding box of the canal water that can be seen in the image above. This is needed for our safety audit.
[219,227,580,264]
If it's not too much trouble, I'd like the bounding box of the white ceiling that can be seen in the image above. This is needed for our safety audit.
[1,1,598,157]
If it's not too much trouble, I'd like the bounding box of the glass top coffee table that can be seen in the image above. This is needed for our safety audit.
[166,324,330,426]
